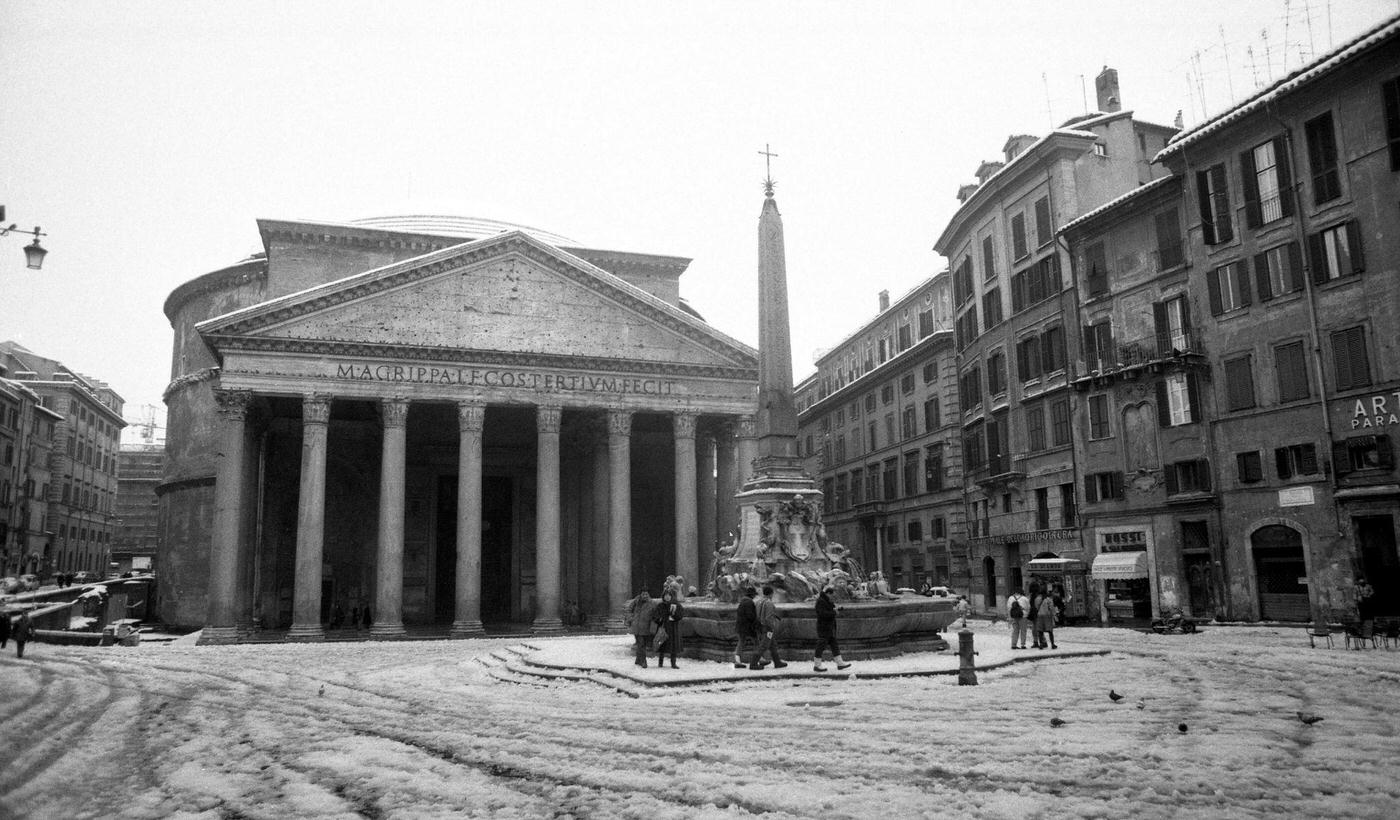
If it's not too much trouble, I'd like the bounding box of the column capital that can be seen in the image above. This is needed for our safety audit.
[736,414,757,439]
[536,404,563,434]
[607,409,632,437]
[213,389,253,421]
[302,393,333,425]
[673,412,698,440]
[381,396,410,428]
[457,400,485,433]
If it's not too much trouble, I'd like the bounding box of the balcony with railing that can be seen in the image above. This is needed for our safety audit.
[1075,327,1206,388]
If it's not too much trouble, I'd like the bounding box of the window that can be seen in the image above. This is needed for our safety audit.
[1275,443,1319,479]
[835,434,846,464]
[1025,401,1046,452]
[1011,255,1062,313]
[1237,451,1263,483]
[1157,372,1200,427]
[982,235,996,281]
[1165,459,1212,494]
[987,351,1007,396]
[867,422,878,451]
[924,397,941,430]
[1155,208,1185,270]
[1060,483,1076,527]
[1196,163,1233,245]
[897,323,912,352]
[964,422,986,471]
[1035,487,1051,530]
[1088,394,1111,439]
[901,406,916,439]
[1207,261,1251,314]
[1304,112,1341,204]
[1241,137,1292,226]
[1017,335,1042,381]
[918,309,934,338]
[1155,296,1191,356]
[987,410,1010,474]
[959,367,981,411]
[933,516,946,539]
[1093,141,1107,157]
[1331,326,1371,391]
[882,459,899,499]
[903,451,920,496]
[1083,320,1114,371]
[907,520,923,543]
[1224,354,1256,411]
[954,257,975,305]
[865,393,876,413]
[884,413,896,446]
[881,384,894,404]
[1034,196,1052,247]
[955,305,979,350]
[900,373,915,395]
[866,465,879,501]
[1253,243,1303,300]
[1050,398,1071,446]
[1012,212,1028,259]
[983,288,1004,328]
[1275,341,1310,402]
[878,337,889,363]
[924,444,944,492]
[1041,326,1066,373]
[1083,471,1124,502]
[1383,76,1400,171]
[1084,241,1108,297]
[1308,221,1364,283]
[1334,434,1394,474]
[834,474,847,510]
[849,470,862,504]
[922,362,937,383]
[835,408,845,428]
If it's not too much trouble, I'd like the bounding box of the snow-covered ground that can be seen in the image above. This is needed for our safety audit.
[1,624,1397,819]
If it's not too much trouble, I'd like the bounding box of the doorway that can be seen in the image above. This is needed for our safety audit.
[1184,553,1215,618]
[1252,524,1309,621]
[983,556,998,608]
[435,475,515,625]
[1357,515,1398,617]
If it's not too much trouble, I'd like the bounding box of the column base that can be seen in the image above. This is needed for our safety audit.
[199,626,240,645]
[370,622,408,639]
[531,617,565,635]
[286,623,325,642]
[601,614,628,633]
[450,620,485,638]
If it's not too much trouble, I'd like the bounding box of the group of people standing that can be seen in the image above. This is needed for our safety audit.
[1005,582,1065,650]
[626,589,685,668]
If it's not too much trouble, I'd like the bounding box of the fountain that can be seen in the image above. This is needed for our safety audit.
[680,163,955,661]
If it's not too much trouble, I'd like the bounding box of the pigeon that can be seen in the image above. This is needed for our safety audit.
[1177,723,1188,733]
[318,684,326,697]
[1050,717,1068,727]
[1297,711,1324,725]
[1135,700,1146,710]
[1109,689,1125,702]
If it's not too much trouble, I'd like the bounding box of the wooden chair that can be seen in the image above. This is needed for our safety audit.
[1307,621,1333,649]
[1382,621,1400,650]
[1344,621,1377,650]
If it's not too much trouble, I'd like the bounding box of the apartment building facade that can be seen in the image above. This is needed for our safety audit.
[0,376,61,576]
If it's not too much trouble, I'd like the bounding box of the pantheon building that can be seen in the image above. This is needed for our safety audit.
[160,216,759,642]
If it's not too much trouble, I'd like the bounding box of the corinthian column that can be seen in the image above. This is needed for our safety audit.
[371,397,409,639]
[715,421,738,543]
[533,404,564,634]
[605,409,632,631]
[673,412,699,587]
[288,393,331,641]
[697,428,718,580]
[452,400,486,637]
[202,388,252,645]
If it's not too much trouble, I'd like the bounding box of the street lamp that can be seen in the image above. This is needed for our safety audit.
[0,206,49,270]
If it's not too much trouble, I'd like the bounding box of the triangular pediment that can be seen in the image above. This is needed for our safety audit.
[198,232,756,376]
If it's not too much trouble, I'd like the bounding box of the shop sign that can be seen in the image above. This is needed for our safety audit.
[1099,529,1147,551]
[1278,486,1315,507]
[969,527,1078,547]
[1347,391,1400,430]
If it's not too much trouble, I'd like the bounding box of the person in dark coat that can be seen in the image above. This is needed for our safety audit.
[0,608,11,649]
[733,587,759,669]
[751,585,787,670]
[14,609,34,658]
[1035,592,1059,650]
[812,585,851,671]
[626,590,658,667]
[653,590,684,669]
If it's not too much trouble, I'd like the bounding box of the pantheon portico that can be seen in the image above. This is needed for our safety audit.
[159,217,758,642]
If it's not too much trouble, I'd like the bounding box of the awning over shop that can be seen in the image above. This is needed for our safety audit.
[1091,551,1150,579]
[1027,558,1086,572]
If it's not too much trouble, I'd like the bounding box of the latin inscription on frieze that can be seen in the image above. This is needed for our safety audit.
[335,362,678,396]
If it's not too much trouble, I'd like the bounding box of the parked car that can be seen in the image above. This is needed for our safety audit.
[19,574,40,591]
[0,576,21,594]
[71,571,97,584]
[924,586,954,598]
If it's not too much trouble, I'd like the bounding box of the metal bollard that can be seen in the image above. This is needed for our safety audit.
[957,627,978,686]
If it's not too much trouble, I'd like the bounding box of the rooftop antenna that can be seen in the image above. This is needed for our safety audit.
[1220,26,1236,103]
[1326,0,1334,50]
[1261,28,1273,83]
[1247,45,1261,90]
[1042,72,1053,127]
[1283,0,1295,72]
[1192,50,1209,119]
[1079,74,1088,114]
[1303,0,1317,62]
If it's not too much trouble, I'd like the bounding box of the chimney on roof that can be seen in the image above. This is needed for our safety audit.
[878,290,890,312]
[1174,109,1184,129]
[1095,66,1121,113]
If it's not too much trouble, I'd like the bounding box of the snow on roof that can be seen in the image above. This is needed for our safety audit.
[1157,14,1400,161]
[1058,175,1178,234]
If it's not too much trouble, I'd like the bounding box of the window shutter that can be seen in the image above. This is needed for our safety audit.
[1253,252,1273,301]
[1041,330,1055,373]
[1274,137,1294,217]
[1082,326,1097,368]
[1156,380,1171,427]
[1236,453,1250,481]
[1207,268,1224,315]
[1236,263,1252,307]
[1308,231,1327,284]
[1196,170,1217,245]
[1186,373,1201,423]
[1211,166,1234,243]
[1300,444,1318,475]
[1016,340,1028,380]
[1241,149,1261,228]
[1275,447,1292,479]
[1333,329,1356,390]
[1153,302,1168,351]
[1332,440,1352,476]
[1110,472,1124,499]
[1286,242,1304,292]
[1165,464,1179,495]
[1378,435,1394,469]
[1084,475,1099,504]
[1197,459,1212,491]
[1346,220,1365,274]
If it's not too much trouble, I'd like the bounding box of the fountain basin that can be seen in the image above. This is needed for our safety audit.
[679,595,957,661]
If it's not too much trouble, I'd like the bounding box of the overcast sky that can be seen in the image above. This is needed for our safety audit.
[1,1,1393,441]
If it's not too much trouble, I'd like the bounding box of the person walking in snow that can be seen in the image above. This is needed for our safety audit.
[13,609,35,658]
[813,585,851,672]
[0,607,10,649]
[1035,590,1059,650]
[627,590,658,668]
[954,595,970,628]
[751,585,787,670]
[733,587,760,669]
[1006,588,1030,649]
[652,590,684,669]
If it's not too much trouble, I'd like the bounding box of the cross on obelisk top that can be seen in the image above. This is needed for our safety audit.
[759,143,778,197]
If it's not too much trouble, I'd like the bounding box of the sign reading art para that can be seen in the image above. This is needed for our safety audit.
[1348,391,1400,430]
[335,362,679,396]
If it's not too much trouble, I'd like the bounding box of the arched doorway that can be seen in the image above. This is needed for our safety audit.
[1252,524,1309,621]
[983,556,998,608]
